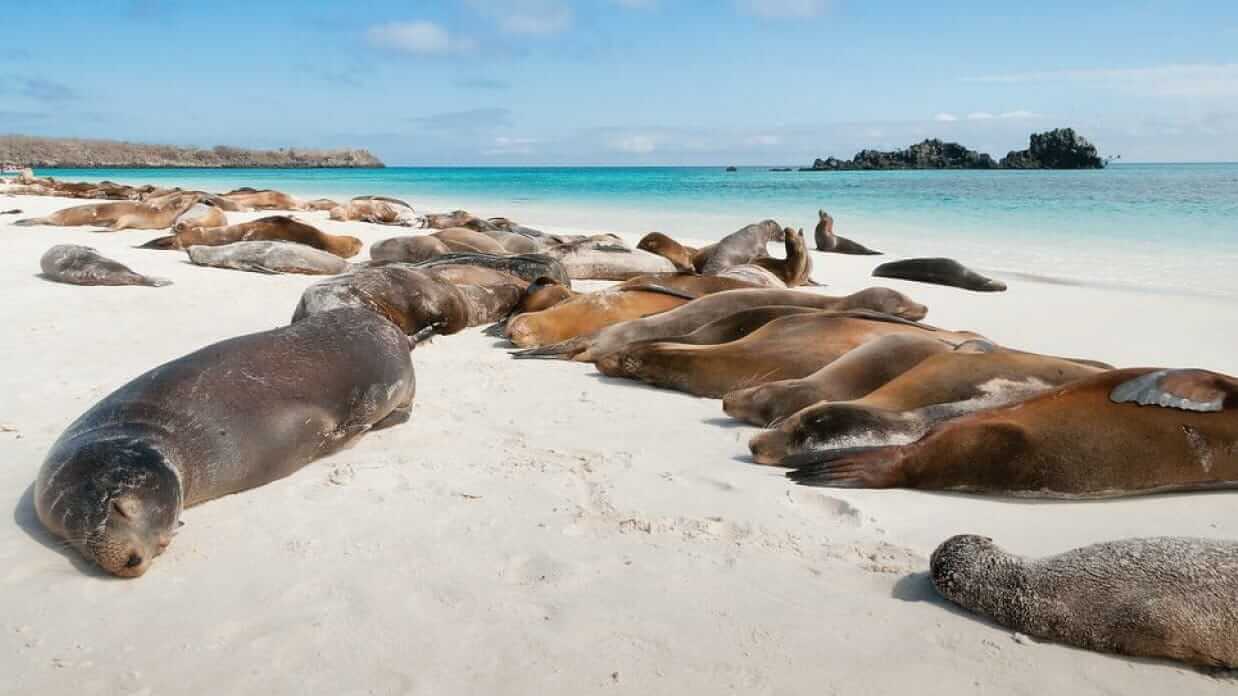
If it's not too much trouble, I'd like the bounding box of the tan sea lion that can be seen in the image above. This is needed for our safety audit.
[750,227,813,287]
[329,197,416,226]
[930,535,1238,669]
[419,210,476,229]
[303,198,343,211]
[512,286,928,362]
[220,189,303,210]
[505,285,698,348]
[782,367,1238,497]
[716,264,788,288]
[432,227,508,255]
[698,220,784,274]
[596,312,976,399]
[637,232,702,273]
[40,245,171,287]
[723,332,954,426]
[873,257,1007,292]
[173,202,227,230]
[371,235,454,263]
[35,308,415,577]
[15,193,199,231]
[813,210,881,255]
[187,241,351,275]
[141,215,363,258]
[750,344,1110,464]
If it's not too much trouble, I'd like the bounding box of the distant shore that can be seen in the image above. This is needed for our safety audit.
[1,135,384,169]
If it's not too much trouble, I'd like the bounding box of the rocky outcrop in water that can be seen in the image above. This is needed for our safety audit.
[804,129,1105,171]
[0,135,384,169]
[999,128,1104,169]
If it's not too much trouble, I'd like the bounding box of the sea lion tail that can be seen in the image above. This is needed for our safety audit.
[511,337,588,361]
[783,446,902,488]
[137,235,178,250]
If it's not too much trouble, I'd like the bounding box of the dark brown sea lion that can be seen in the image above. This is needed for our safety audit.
[187,241,350,275]
[596,312,976,399]
[512,286,928,362]
[505,285,698,347]
[930,535,1238,669]
[813,210,881,255]
[142,215,363,258]
[15,193,200,231]
[637,232,702,273]
[783,367,1238,497]
[750,344,1110,464]
[220,189,303,211]
[698,220,785,274]
[292,264,520,336]
[34,308,415,577]
[722,332,953,426]
[40,244,171,287]
[873,257,1006,292]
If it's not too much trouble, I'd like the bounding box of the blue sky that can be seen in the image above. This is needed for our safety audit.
[3,1,1237,164]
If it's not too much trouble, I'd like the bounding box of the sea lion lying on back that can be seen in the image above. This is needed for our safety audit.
[40,245,171,287]
[873,257,1006,292]
[813,210,881,255]
[781,367,1238,498]
[140,215,363,258]
[15,193,200,231]
[750,343,1110,464]
[187,241,351,275]
[220,188,303,211]
[329,197,416,226]
[512,287,928,362]
[931,535,1238,668]
[698,220,785,274]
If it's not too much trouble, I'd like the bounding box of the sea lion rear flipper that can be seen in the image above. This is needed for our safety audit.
[617,283,698,301]
[782,446,906,488]
[138,236,178,250]
[12,217,45,226]
[1110,369,1236,412]
[482,320,508,338]
[511,336,589,360]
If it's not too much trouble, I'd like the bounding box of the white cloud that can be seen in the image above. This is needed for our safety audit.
[613,134,658,153]
[934,113,958,122]
[468,0,574,36]
[967,63,1238,98]
[966,112,994,120]
[366,21,476,55]
[737,0,832,19]
[998,110,1040,119]
[744,134,781,146]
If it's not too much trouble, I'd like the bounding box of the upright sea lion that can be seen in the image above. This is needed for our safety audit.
[505,285,698,347]
[512,286,928,362]
[15,193,200,231]
[873,257,1006,292]
[412,252,571,286]
[220,189,303,211]
[187,241,351,275]
[783,367,1238,497]
[596,312,975,399]
[698,220,784,274]
[637,232,702,273]
[930,535,1238,668]
[750,344,1110,464]
[750,227,813,287]
[141,215,363,258]
[40,245,171,288]
[35,308,415,577]
[813,210,881,255]
[722,332,953,426]
[544,238,677,280]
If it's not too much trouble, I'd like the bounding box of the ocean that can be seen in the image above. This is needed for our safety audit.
[35,164,1238,299]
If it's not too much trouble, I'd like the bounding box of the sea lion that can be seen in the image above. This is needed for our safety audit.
[371,235,454,263]
[40,245,171,288]
[873,257,1006,292]
[220,189,303,211]
[35,308,415,577]
[722,332,953,426]
[750,227,813,287]
[511,277,576,316]
[329,197,416,226]
[303,198,343,211]
[637,232,702,273]
[187,241,351,275]
[173,202,227,231]
[698,220,784,274]
[141,215,363,258]
[505,285,699,348]
[419,210,476,229]
[544,238,677,280]
[716,264,788,288]
[487,217,558,242]
[412,252,571,287]
[930,535,1238,668]
[751,344,1110,464]
[813,210,881,255]
[432,227,508,255]
[15,193,199,231]
[783,367,1238,497]
[630,305,824,348]
[292,264,520,336]
[471,226,542,254]
[596,312,976,399]
[512,286,928,362]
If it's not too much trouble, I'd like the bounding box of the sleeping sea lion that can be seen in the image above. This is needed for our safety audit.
[432,227,508,255]
[813,210,881,255]
[141,215,363,258]
[220,189,303,211]
[544,238,677,280]
[412,252,571,286]
[15,193,200,231]
[637,232,702,273]
[329,197,416,226]
[40,245,171,287]
[873,257,1006,292]
[35,308,415,577]
[187,241,351,275]
[504,285,699,347]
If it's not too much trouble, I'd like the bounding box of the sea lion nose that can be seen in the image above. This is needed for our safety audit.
[125,552,143,568]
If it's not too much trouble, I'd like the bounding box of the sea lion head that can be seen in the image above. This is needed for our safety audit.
[848,287,928,321]
[514,276,573,315]
[723,380,819,427]
[929,534,1018,610]
[48,439,182,578]
[748,402,921,465]
[637,232,696,272]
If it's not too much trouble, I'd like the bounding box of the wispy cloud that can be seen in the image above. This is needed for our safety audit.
[467,0,574,36]
[934,113,958,122]
[367,21,477,55]
[612,134,659,153]
[737,0,832,18]
[411,107,512,132]
[967,63,1238,98]
[0,76,79,103]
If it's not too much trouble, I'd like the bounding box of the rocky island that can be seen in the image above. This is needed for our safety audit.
[0,135,384,168]
[803,128,1104,171]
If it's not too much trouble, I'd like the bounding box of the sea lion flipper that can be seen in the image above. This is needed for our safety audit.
[1110,369,1234,412]
[617,283,699,301]
[783,446,905,488]
[510,336,588,360]
[143,276,173,287]
[137,236,178,250]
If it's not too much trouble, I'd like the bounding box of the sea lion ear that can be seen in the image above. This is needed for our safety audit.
[1110,369,1236,412]
[953,339,998,354]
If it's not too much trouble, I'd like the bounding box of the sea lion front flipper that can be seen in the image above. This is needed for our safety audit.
[782,446,907,489]
[617,283,699,301]
[1110,369,1236,412]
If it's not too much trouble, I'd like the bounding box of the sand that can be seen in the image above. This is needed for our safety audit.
[1,192,1236,695]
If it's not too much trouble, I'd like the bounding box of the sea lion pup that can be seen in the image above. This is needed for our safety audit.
[931,535,1238,668]
[142,215,363,258]
[35,307,415,578]
[303,197,343,211]
[813,210,881,255]
[512,286,928,361]
[40,245,171,288]
[596,311,974,398]
[292,264,520,336]
[504,285,700,348]
[697,220,785,274]
[723,332,954,426]
[637,232,703,273]
[187,241,350,275]
[14,193,200,231]
[749,227,813,287]
[412,252,572,286]
[329,197,416,226]
[873,257,1007,292]
[782,367,1238,496]
[751,343,1110,464]
[544,238,678,280]
[220,188,303,211]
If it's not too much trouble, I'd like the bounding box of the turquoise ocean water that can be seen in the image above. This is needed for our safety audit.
[36,164,1238,298]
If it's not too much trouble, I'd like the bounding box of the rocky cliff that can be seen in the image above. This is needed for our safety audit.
[805,129,1104,171]
[999,128,1104,169]
[0,135,384,168]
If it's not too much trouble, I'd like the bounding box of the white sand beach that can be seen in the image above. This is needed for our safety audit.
[2,192,1237,694]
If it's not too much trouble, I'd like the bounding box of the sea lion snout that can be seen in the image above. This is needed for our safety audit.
[748,429,791,466]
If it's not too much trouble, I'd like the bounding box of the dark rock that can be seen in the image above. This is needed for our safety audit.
[806,129,1104,171]
[1000,128,1104,169]
[725,166,738,172]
